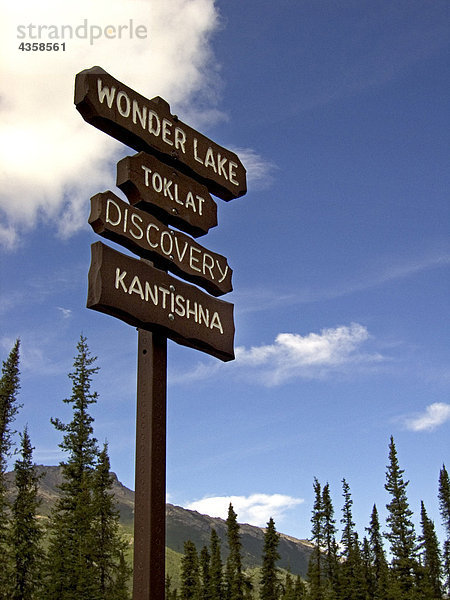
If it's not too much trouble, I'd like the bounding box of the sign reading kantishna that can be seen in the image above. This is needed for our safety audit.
[87,242,235,361]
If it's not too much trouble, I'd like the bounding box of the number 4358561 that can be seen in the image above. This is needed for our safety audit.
[18,42,66,51]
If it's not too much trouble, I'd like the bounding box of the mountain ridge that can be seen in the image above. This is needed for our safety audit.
[5,465,313,576]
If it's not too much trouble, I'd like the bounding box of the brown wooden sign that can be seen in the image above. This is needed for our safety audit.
[87,242,235,361]
[117,152,217,238]
[75,66,247,201]
[89,192,232,297]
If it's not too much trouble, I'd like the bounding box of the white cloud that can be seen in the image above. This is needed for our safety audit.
[235,323,383,385]
[0,0,223,247]
[186,493,304,527]
[57,307,72,319]
[170,323,384,387]
[404,402,450,432]
[169,360,221,385]
[231,147,277,190]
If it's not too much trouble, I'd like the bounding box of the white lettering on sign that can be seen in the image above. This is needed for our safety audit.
[193,138,239,186]
[114,268,224,334]
[96,79,239,187]
[97,79,187,154]
[105,198,229,284]
[141,165,205,215]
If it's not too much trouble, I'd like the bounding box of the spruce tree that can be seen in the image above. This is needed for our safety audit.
[384,436,418,599]
[44,335,100,600]
[361,536,375,599]
[209,528,224,600]
[0,339,21,467]
[339,479,366,600]
[225,504,245,600]
[181,540,201,600]
[366,504,389,600]
[0,339,21,598]
[306,478,325,600]
[260,517,281,600]
[113,550,132,600]
[349,532,367,600]
[200,545,212,600]
[281,572,294,600]
[438,465,450,594]
[321,483,339,595]
[166,574,173,599]
[439,465,450,534]
[92,442,131,599]
[293,575,306,599]
[9,426,43,600]
[419,501,442,599]
[166,574,179,600]
[281,572,306,600]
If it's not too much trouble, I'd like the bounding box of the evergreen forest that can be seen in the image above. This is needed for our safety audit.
[1,338,449,600]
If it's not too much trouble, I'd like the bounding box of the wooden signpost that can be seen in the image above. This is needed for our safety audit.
[75,66,246,600]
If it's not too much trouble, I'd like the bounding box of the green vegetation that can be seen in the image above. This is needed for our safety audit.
[438,465,450,591]
[259,517,281,600]
[0,339,21,599]
[1,339,449,599]
[9,426,43,600]
[173,441,449,599]
[1,337,132,599]
[175,515,305,600]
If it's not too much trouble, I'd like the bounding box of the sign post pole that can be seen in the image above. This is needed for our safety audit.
[133,328,167,600]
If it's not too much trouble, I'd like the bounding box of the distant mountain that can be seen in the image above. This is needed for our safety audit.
[5,465,313,577]
[5,465,135,524]
[166,504,314,576]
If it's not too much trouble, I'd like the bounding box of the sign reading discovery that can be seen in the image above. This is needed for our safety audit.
[89,192,232,297]
[75,66,247,200]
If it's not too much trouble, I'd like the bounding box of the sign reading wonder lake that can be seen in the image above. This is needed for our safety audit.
[75,66,247,201]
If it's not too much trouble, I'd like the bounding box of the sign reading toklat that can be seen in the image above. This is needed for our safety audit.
[89,192,232,297]
[116,152,217,238]
[88,242,235,362]
[75,66,247,201]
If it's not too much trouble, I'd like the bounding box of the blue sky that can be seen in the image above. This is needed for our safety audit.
[1,0,449,544]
